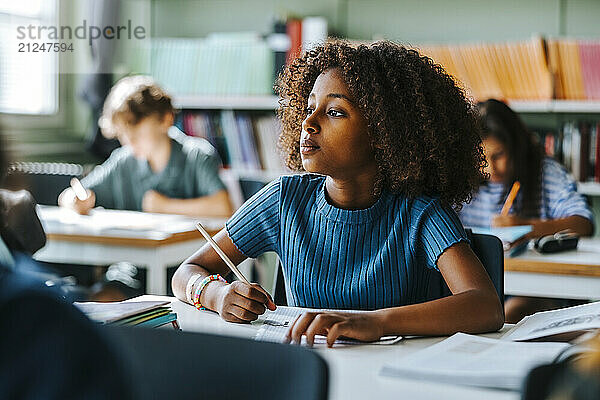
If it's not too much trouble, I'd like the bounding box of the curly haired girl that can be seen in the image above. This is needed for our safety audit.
[173,40,504,346]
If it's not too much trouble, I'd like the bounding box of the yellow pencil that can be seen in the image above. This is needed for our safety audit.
[500,181,520,216]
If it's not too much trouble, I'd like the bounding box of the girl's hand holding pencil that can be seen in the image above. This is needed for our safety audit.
[213,281,276,323]
[195,222,276,323]
[492,181,527,228]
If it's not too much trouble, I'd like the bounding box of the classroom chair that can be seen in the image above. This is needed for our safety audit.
[271,230,504,306]
[4,162,83,205]
[105,325,329,400]
[448,229,505,305]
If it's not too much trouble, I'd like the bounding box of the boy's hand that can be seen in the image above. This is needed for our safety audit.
[285,312,384,347]
[213,281,276,323]
[142,190,169,213]
[58,188,95,215]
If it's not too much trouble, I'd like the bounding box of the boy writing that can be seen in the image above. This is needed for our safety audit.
[59,75,233,217]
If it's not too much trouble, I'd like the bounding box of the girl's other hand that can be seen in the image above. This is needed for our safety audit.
[215,281,276,323]
[285,311,384,348]
[491,214,530,227]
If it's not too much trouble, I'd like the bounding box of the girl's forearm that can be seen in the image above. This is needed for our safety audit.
[172,261,230,310]
[373,289,504,336]
[529,215,593,237]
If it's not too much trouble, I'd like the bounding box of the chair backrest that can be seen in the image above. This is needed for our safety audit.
[106,325,328,400]
[272,230,504,306]
[4,162,83,206]
[461,230,505,304]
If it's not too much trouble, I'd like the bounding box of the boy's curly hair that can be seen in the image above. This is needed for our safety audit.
[275,39,486,209]
[99,75,175,139]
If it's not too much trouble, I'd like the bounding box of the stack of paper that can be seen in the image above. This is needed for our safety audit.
[74,300,179,329]
[380,333,569,391]
[380,301,600,391]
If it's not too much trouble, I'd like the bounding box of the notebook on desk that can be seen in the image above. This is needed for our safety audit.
[254,306,403,346]
[37,205,226,237]
[469,225,533,257]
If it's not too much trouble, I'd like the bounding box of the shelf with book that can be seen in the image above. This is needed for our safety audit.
[178,107,287,181]
[532,119,600,197]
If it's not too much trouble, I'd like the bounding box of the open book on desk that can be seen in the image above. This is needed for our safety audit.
[502,300,600,342]
[380,332,569,391]
[38,205,226,238]
[469,225,533,257]
[254,306,402,347]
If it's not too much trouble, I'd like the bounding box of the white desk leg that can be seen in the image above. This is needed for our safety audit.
[145,249,168,295]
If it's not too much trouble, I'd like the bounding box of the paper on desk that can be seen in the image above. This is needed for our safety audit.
[254,306,402,346]
[469,225,532,245]
[74,300,170,324]
[502,300,600,341]
[380,332,569,391]
[38,205,225,234]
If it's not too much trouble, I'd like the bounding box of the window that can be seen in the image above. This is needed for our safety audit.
[0,1,58,114]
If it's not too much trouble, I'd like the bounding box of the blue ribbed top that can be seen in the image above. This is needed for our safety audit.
[226,174,468,310]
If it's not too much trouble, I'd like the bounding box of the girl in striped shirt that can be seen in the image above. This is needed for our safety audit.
[459,99,594,323]
[173,40,504,345]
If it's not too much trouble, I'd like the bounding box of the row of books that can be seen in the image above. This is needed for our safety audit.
[75,300,179,329]
[417,37,600,101]
[180,110,285,172]
[532,120,600,182]
[127,33,274,96]
[548,39,600,100]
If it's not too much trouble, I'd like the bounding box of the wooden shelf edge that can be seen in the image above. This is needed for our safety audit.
[173,95,279,110]
[509,100,600,113]
[578,182,600,196]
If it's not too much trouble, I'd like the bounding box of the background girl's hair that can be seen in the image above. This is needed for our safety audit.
[275,39,486,209]
[477,99,543,218]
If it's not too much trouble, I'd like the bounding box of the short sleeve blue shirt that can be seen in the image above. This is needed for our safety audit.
[226,174,468,310]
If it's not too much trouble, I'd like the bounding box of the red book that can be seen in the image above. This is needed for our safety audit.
[595,122,600,182]
[579,122,590,181]
[544,132,555,157]
[183,113,194,136]
[579,41,600,100]
[286,18,302,65]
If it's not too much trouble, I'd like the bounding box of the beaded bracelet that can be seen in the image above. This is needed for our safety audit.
[192,274,227,310]
[185,274,204,304]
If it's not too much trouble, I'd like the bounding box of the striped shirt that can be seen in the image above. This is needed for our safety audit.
[459,157,594,228]
[226,174,468,310]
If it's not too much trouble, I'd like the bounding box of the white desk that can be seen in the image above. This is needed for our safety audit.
[33,206,225,294]
[504,238,600,300]
[137,295,519,400]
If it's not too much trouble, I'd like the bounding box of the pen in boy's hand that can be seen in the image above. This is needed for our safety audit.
[195,222,276,310]
[70,177,89,201]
